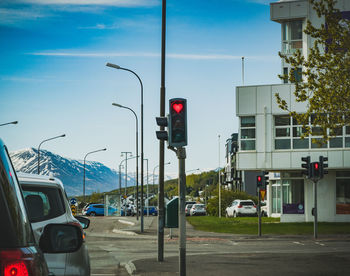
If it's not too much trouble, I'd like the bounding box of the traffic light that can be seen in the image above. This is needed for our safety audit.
[263,171,269,186]
[257,175,263,187]
[169,98,187,147]
[301,156,311,178]
[320,156,328,178]
[311,162,320,179]
[156,116,169,141]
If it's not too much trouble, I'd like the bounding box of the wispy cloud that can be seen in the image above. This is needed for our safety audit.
[28,51,277,61]
[0,7,51,25]
[8,0,159,7]
[246,0,271,5]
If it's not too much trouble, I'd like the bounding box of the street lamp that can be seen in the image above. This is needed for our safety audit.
[37,134,66,174]
[0,121,18,127]
[112,102,139,220]
[153,162,170,195]
[106,62,145,232]
[119,154,138,216]
[83,148,107,202]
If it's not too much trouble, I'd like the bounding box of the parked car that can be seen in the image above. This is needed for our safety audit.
[0,138,83,276]
[18,172,91,276]
[83,203,117,216]
[190,204,206,216]
[185,204,194,216]
[140,206,158,216]
[225,199,257,217]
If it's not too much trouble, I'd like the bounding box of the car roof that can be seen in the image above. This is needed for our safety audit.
[17,172,64,189]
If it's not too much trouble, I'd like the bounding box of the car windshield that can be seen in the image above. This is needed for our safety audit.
[21,185,66,223]
[195,204,204,209]
[241,201,254,206]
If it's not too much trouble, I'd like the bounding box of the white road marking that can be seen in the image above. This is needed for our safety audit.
[315,242,325,246]
[293,241,305,246]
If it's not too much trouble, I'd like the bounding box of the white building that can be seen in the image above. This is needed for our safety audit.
[235,0,350,222]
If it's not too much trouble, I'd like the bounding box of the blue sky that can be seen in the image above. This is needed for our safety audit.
[0,0,281,183]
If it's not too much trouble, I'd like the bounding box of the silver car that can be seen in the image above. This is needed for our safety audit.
[18,172,91,276]
[190,204,206,216]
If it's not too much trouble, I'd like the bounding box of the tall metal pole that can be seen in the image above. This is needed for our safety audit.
[314,180,318,239]
[178,147,186,276]
[258,188,262,237]
[145,159,149,216]
[113,103,139,221]
[218,134,221,218]
[121,152,132,198]
[83,148,107,202]
[158,0,167,262]
[119,164,122,216]
[38,134,66,175]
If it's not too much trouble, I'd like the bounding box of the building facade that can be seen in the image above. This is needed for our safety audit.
[235,0,350,222]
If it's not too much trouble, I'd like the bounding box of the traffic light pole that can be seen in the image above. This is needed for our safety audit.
[177,147,186,276]
[258,188,261,237]
[313,179,318,239]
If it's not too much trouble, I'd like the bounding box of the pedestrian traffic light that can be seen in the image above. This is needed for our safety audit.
[169,98,187,147]
[263,171,269,186]
[257,175,263,187]
[301,156,311,178]
[311,162,320,179]
[320,156,328,178]
[155,116,169,141]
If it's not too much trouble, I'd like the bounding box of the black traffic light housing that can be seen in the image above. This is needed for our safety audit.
[169,98,187,147]
[301,156,311,178]
[257,175,263,187]
[156,116,169,141]
[320,156,328,178]
[263,171,269,186]
[310,162,320,179]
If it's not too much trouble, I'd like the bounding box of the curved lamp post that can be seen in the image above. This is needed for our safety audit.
[37,134,66,174]
[106,62,145,232]
[0,121,18,127]
[83,148,107,202]
[153,162,170,195]
[112,103,139,220]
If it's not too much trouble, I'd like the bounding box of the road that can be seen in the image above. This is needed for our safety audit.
[85,216,350,275]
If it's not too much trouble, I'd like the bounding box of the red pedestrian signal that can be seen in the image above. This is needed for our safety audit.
[257,175,263,187]
[169,98,187,147]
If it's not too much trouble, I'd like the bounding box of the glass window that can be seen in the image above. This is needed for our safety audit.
[240,116,255,151]
[272,182,281,214]
[293,138,309,149]
[275,139,291,150]
[336,177,350,214]
[22,186,66,223]
[282,179,304,214]
[290,21,303,40]
[330,137,343,148]
[275,116,290,126]
[283,67,288,84]
[276,128,290,137]
[311,138,327,148]
[241,116,255,127]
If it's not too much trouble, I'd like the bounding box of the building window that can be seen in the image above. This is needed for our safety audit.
[272,181,282,214]
[283,67,288,84]
[282,179,304,214]
[293,117,309,149]
[275,115,291,149]
[345,125,350,148]
[282,20,303,54]
[240,116,255,150]
[336,171,350,214]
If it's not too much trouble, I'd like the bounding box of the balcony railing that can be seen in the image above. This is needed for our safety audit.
[282,40,302,54]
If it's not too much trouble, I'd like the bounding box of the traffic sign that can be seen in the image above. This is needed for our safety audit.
[70,205,77,216]
[260,189,266,201]
[70,197,77,205]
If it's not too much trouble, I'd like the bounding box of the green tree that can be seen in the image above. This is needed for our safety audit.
[276,0,350,142]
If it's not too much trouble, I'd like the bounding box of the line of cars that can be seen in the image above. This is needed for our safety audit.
[185,203,207,216]
[82,203,158,216]
[0,138,91,276]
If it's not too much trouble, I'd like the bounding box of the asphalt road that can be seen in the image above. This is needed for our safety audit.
[85,216,350,275]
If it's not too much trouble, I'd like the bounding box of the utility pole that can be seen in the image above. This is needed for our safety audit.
[177,147,186,276]
[158,0,167,262]
[218,134,221,218]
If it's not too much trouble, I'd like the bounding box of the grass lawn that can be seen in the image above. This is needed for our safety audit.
[187,216,350,235]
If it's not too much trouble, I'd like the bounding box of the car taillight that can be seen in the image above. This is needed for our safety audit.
[1,249,30,276]
[254,205,257,208]
[238,205,243,208]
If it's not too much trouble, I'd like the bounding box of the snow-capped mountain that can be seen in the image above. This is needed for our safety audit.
[10,148,136,196]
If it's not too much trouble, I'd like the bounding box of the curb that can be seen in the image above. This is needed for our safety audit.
[123,261,137,275]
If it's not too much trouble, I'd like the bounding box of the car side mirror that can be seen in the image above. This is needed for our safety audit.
[74,216,90,229]
[39,224,83,254]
